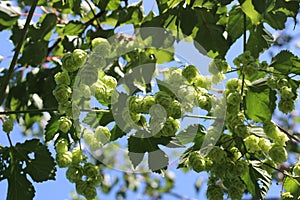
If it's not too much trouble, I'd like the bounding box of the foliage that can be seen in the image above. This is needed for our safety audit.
[0,0,300,199]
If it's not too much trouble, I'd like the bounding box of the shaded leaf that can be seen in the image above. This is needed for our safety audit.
[241,160,272,199]
[44,115,60,142]
[270,50,300,75]
[15,139,56,182]
[7,164,35,200]
[245,87,276,122]
[246,25,273,58]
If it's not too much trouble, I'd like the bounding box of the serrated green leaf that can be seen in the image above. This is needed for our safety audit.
[179,7,197,36]
[270,50,300,75]
[83,110,113,128]
[110,125,127,141]
[44,115,60,142]
[146,48,174,64]
[194,7,230,58]
[128,151,145,169]
[148,149,168,171]
[63,21,84,36]
[252,0,275,14]
[227,5,251,43]
[246,25,273,58]
[19,40,48,66]
[240,0,262,25]
[241,161,271,199]
[283,177,300,198]
[7,164,35,200]
[176,124,205,145]
[245,87,276,122]
[15,139,56,182]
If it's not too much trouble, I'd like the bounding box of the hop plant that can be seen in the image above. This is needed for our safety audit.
[75,180,88,195]
[244,135,260,153]
[53,84,72,104]
[141,96,155,114]
[269,144,287,163]
[226,78,242,91]
[92,37,111,57]
[66,164,83,183]
[207,184,223,200]
[72,148,85,164]
[58,117,72,133]
[194,75,211,89]
[72,49,87,67]
[2,118,13,134]
[167,100,182,119]
[102,75,117,89]
[154,91,173,109]
[263,121,289,146]
[56,151,72,168]
[95,126,111,144]
[278,99,295,114]
[55,138,69,153]
[62,53,77,72]
[54,71,70,85]
[188,151,206,172]
[83,163,99,178]
[182,65,199,83]
[159,117,180,137]
[279,86,294,99]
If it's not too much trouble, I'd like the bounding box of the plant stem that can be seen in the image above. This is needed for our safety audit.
[0,0,38,105]
[6,133,13,147]
[240,12,247,111]
[183,114,216,120]
[0,108,110,115]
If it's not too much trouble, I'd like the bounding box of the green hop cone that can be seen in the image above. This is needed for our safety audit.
[72,49,87,67]
[266,77,277,89]
[55,138,69,153]
[276,78,288,88]
[95,126,111,144]
[182,65,199,83]
[58,116,72,133]
[160,117,180,137]
[141,96,155,114]
[72,148,85,164]
[92,37,111,58]
[207,184,223,200]
[244,135,260,153]
[83,163,99,178]
[56,151,72,168]
[102,75,117,89]
[188,152,206,172]
[2,118,13,134]
[226,91,241,105]
[269,144,287,163]
[129,96,143,113]
[226,78,242,91]
[54,71,70,85]
[278,99,295,114]
[194,75,210,89]
[66,164,83,183]
[75,180,88,195]
[53,84,72,104]
[279,86,294,100]
[154,91,173,109]
[62,53,78,72]
[167,100,182,119]
[83,185,97,200]
[87,174,102,186]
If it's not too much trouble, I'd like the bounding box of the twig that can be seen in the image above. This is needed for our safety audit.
[0,0,39,105]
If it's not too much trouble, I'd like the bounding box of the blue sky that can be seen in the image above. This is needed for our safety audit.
[0,0,300,200]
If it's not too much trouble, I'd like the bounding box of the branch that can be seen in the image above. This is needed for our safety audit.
[274,122,300,143]
[0,108,110,115]
[0,0,39,105]
[83,10,106,28]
